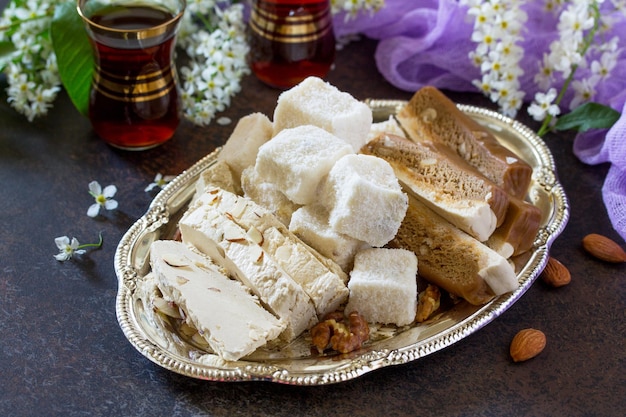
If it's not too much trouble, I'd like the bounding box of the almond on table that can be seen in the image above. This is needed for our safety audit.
[582,233,626,263]
[541,256,571,287]
[510,329,546,363]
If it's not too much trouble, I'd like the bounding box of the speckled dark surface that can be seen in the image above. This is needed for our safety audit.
[1,15,625,417]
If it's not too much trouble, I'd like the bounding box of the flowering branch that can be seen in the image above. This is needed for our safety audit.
[535,0,602,137]
[0,0,63,121]
[176,2,250,126]
[464,0,621,137]
[463,0,528,118]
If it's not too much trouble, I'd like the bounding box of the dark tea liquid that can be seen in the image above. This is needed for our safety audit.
[247,0,335,89]
[87,4,181,150]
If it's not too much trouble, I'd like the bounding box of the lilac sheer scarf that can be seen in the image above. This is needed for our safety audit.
[574,96,626,241]
[333,0,626,241]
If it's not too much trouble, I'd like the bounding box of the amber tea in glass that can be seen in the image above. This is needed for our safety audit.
[247,0,335,89]
[78,0,185,150]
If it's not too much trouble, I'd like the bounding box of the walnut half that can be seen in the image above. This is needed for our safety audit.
[416,284,441,323]
[310,311,370,354]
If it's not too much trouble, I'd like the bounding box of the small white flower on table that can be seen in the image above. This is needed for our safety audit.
[145,173,176,192]
[53,237,86,261]
[87,181,118,217]
[53,233,103,261]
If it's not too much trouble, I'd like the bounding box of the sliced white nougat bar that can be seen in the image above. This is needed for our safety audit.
[190,187,350,317]
[149,240,285,361]
[179,200,318,342]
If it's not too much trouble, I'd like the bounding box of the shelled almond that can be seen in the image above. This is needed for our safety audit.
[582,233,626,263]
[510,328,546,362]
[541,256,571,287]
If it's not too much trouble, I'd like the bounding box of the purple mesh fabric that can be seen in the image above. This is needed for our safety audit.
[574,98,626,242]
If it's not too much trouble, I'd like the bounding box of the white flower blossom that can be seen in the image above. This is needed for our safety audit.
[87,181,118,217]
[590,38,619,79]
[54,233,103,261]
[145,173,176,192]
[54,236,86,261]
[569,76,598,109]
[557,2,595,42]
[470,25,497,56]
[534,53,557,91]
[528,88,561,121]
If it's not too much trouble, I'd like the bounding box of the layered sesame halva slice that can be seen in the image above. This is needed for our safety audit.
[191,187,350,318]
[180,196,318,342]
[149,240,285,361]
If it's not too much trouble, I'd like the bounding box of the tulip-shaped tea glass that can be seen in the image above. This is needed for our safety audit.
[78,0,185,150]
[247,0,336,89]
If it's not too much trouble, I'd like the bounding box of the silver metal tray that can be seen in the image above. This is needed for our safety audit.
[114,101,569,385]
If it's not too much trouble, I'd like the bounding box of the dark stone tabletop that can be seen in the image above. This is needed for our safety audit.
[1,20,624,417]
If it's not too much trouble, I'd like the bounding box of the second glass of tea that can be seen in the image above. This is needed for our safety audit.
[78,0,185,150]
[247,0,336,89]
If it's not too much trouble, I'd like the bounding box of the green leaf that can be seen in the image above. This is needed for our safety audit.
[50,2,94,117]
[0,40,18,71]
[554,102,621,133]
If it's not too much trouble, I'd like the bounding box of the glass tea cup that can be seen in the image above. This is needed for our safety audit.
[77,0,186,150]
[247,0,336,89]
